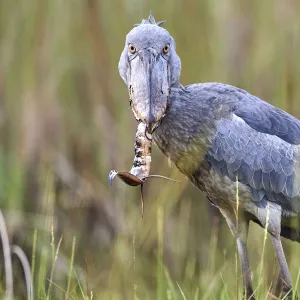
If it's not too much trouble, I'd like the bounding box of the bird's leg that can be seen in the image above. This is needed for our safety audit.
[219,209,255,299]
[257,203,293,298]
[236,236,254,299]
[270,235,293,298]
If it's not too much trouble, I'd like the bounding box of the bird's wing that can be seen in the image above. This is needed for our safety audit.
[234,96,300,145]
[202,82,300,145]
[207,113,300,212]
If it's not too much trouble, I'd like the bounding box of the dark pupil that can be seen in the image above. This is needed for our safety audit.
[164,46,168,51]
[130,46,135,52]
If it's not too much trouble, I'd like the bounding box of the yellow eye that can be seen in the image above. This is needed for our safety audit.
[128,44,136,54]
[163,44,170,54]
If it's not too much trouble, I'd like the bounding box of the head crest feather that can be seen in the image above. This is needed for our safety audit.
[134,12,165,27]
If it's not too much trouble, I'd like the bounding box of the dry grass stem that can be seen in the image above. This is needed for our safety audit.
[11,245,34,300]
[0,210,13,299]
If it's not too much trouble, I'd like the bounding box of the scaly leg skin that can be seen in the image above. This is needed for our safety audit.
[236,237,255,299]
[270,235,293,299]
[219,208,255,299]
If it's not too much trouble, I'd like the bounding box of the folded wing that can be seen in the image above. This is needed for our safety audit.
[204,84,300,212]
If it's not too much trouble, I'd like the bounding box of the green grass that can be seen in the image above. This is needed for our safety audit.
[0,0,300,299]
[0,205,299,299]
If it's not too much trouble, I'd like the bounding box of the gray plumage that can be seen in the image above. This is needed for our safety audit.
[118,13,300,299]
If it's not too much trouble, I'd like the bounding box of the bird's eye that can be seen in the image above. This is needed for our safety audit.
[163,44,170,54]
[128,44,136,54]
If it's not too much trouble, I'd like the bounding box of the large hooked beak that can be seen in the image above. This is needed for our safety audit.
[128,48,169,133]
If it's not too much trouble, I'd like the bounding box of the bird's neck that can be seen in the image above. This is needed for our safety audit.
[154,83,215,176]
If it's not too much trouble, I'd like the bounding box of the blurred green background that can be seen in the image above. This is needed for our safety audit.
[0,0,300,299]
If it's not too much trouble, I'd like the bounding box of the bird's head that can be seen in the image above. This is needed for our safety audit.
[118,13,181,133]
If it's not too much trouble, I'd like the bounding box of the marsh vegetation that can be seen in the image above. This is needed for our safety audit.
[0,0,300,299]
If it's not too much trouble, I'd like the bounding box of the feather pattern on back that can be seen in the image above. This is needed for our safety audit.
[195,83,300,213]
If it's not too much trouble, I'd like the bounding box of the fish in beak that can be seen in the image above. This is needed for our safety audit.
[110,16,182,216]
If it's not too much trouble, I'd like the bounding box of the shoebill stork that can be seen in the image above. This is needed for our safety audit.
[117,13,300,299]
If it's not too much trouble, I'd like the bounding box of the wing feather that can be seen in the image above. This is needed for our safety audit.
[199,82,300,144]
[207,114,300,212]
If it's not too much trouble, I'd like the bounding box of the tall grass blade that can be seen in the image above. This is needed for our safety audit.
[176,281,187,300]
[73,265,86,299]
[11,245,34,300]
[164,265,177,299]
[47,279,72,300]
[31,229,37,287]
[37,246,48,298]
[67,236,76,297]
[0,210,13,299]
[46,236,63,300]
[157,205,164,300]
[235,176,239,300]
[257,203,270,299]
[292,267,300,300]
